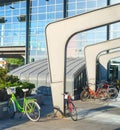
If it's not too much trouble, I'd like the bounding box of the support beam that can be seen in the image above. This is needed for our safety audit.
[99,50,120,80]
[0,46,25,58]
[45,4,120,112]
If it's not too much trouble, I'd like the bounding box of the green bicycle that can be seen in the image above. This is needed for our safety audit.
[7,87,41,122]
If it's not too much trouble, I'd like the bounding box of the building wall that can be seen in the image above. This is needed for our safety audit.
[0,0,120,62]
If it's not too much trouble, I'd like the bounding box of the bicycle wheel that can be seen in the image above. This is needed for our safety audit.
[68,102,78,121]
[98,89,110,103]
[108,87,118,99]
[7,99,15,118]
[53,107,64,119]
[80,89,90,101]
[25,101,40,122]
[47,107,64,119]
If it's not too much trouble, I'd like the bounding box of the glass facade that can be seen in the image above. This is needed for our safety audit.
[0,1,26,46]
[0,0,120,62]
[67,0,120,58]
[29,0,63,60]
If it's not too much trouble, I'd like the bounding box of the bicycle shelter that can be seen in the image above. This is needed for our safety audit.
[45,3,120,112]
[85,38,120,89]
[9,58,86,99]
[99,50,120,81]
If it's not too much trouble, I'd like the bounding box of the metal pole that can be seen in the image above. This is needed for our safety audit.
[107,0,110,80]
[107,0,110,40]
[26,0,30,64]
[63,0,68,18]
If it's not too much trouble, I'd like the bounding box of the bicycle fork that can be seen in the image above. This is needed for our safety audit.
[10,99,17,112]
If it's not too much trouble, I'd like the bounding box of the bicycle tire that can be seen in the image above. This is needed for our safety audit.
[54,107,65,119]
[68,102,78,121]
[80,89,90,101]
[25,101,40,122]
[98,89,110,103]
[108,87,118,99]
[7,99,15,118]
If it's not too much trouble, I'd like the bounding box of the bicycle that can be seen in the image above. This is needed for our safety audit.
[63,92,78,121]
[80,83,110,103]
[98,80,119,99]
[7,87,41,122]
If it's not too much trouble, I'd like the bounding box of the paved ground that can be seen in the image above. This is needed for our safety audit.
[0,95,120,130]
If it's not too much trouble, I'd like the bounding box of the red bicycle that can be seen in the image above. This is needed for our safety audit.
[80,83,110,103]
[63,92,78,121]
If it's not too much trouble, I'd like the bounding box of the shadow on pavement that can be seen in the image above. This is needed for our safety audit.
[114,128,120,130]
[0,95,54,129]
[0,114,29,130]
[76,103,117,120]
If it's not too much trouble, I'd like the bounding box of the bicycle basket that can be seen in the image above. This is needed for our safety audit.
[7,87,16,95]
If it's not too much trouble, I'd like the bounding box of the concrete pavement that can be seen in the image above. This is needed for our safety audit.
[0,95,120,130]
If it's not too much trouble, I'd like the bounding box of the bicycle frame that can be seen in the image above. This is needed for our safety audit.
[63,92,78,121]
[7,87,41,122]
[64,92,76,112]
[10,93,32,113]
[88,86,102,98]
[65,95,73,112]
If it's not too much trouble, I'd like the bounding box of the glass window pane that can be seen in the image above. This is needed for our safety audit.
[31,7,37,14]
[68,11,76,17]
[47,13,54,19]
[97,0,106,8]
[77,2,86,9]
[38,14,46,20]
[47,6,55,12]
[39,7,46,13]
[68,4,76,10]
[56,12,63,19]
[56,5,63,11]
[87,1,96,8]
[20,1,26,7]
[111,0,120,4]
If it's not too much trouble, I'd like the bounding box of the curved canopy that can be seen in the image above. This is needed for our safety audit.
[85,38,120,89]
[46,3,120,111]
[99,50,120,80]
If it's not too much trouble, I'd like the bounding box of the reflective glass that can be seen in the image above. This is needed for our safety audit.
[110,22,120,39]
[1,0,119,61]
[20,1,26,7]
[111,0,120,4]
[47,6,55,12]
[31,7,37,14]
[56,5,63,11]
[77,2,86,9]
[68,4,76,10]
[38,14,46,20]
[87,1,96,8]
[67,0,108,58]
[47,13,55,19]
[97,0,106,8]
[56,12,63,19]
[39,7,46,13]
[0,0,26,48]
[57,0,63,3]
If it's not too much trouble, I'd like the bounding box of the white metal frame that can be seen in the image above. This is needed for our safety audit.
[45,4,120,112]
[99,50,120,80]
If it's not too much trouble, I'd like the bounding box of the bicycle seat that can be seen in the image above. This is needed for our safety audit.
[22,89,29,92]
